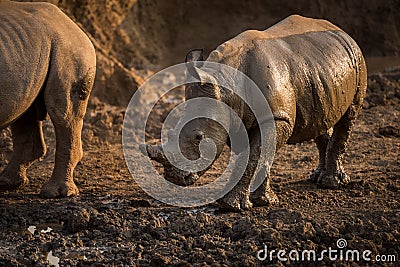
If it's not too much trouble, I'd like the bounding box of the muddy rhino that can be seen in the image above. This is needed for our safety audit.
[0,1,96,197]
[141,15,367,211]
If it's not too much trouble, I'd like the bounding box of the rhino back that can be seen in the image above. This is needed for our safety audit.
[293,32,364,142]
[259,30,364,143]
[209,15,366,143]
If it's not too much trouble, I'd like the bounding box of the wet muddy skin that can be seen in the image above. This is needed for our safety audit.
[144,15,368,211]
[0,68,399,266]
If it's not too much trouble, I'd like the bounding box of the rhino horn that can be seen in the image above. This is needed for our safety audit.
[139,144,167,164]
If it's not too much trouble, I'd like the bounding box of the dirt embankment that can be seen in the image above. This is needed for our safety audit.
[24,0,400,105]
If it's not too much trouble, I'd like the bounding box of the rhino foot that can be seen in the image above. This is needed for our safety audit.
[218,190,252,211]
[251,187,279,207]
[310,166,325,182]
[318,171,350,188]
[0,173,28,190]
[40,181,79,198]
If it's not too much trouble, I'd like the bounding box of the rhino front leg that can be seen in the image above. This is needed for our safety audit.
[310,132,331,182]
[250,167,279,207]
[219,130,263,211]
[250,120,292,206]
[40,97,85,197]
[0,106,46,190]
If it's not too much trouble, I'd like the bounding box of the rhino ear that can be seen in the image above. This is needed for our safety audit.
[185,49,204,82]
[185,49,204,63]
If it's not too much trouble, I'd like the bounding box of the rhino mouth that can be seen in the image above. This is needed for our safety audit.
[164,168,200,186]
[139,144,202,186]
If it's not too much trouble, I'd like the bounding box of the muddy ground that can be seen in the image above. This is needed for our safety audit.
[0,68,399,266]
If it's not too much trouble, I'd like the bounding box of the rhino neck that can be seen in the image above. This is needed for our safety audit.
[201,52,256,134]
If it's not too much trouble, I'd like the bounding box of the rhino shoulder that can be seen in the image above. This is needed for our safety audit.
[208,29,263,64]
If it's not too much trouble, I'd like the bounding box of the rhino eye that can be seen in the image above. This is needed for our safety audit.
[193,131,204,142]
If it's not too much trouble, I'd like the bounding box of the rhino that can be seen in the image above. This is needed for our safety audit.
[0,1,96,197]
[141,15,367,211]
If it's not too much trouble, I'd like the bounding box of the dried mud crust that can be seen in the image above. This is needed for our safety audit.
[0,69,399,266]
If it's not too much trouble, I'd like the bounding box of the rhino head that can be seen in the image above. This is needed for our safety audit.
[140,49,230,186]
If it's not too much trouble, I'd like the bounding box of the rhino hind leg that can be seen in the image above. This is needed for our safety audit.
[310,132,331,182]
[318,106,360,188]
[0,106,46,190]
[40,68,94,198]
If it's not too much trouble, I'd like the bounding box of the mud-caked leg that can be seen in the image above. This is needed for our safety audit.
[250,167,279,207]
[318,111,355,188]
[219,130,262,211]
[40,71,93,197]
[317,68,365,188]
[250,120,292,206]
[0,107,46,190]
[310,132,330,182]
